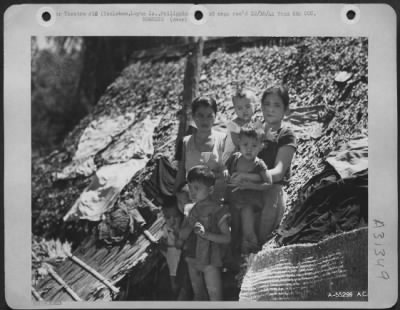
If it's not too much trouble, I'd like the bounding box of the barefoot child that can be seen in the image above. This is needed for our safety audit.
[224,125,272,254]
[176,165,231,301]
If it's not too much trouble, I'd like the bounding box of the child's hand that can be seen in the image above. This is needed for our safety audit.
[193,222,206,236]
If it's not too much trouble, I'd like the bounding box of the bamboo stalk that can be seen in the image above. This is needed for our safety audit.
[142,229,158,244]
[31,287,43,301]
[66,254,120,294]
[142,196,160,213]
[46,266,82,301]
[175,37,203,158]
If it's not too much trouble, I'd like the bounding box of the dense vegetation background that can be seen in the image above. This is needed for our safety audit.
[32,36,368,302]
[32,36,368,242]
[31,36,186,156]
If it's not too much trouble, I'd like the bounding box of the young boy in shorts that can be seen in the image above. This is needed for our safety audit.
[176,165,231,301]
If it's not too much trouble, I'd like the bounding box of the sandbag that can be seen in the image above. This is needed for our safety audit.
[240,227,367,301]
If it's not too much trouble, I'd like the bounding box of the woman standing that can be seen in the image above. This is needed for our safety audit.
[173,96,227,214]
[172,96,228,301]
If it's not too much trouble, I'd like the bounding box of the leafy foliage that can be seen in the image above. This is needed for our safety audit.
[31,37,189,157]
[32,36,368,249]
[31,37,86,155]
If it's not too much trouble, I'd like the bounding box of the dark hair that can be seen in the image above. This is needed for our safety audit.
[261,85,290,109]
[187,165,216,187]
[239,125,263,142]
[162,204,182,219]
[191,96,217,115]
[232,88,257,104]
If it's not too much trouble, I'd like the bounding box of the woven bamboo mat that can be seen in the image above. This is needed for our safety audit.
[240,227,368,301]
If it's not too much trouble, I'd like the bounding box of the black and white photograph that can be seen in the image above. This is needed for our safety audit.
[3,3,397,308]
[30,35,369,302]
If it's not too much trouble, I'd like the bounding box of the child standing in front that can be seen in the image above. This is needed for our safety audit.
[222,87,262,164]
[224,126,272,254]
[176,165,231,301]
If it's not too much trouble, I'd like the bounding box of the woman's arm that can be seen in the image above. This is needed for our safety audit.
[232,181,271,191]
[260,168,273,184]
[230,165,271,191]
[268,145,296,183]
[235,146,294,189]
[229,163,270,185]
[231,172,262,182]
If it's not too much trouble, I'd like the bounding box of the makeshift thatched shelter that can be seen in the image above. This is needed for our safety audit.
[32,36,368,302]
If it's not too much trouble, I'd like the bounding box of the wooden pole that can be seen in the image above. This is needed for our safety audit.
[142,196,159,212]
[61,242,119,295]
[46,266,82,301]
[142,230,158,244]
[64,253,120,295]
[175,37,204,158]
[31,287,43,301]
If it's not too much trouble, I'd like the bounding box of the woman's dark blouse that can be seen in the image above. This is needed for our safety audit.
[257,126,297,185]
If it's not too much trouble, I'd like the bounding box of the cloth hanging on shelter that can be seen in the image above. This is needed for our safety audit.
[296,164,341,208]
[275,169,368,246]
[142,156,178,206]
[53,157,97,180]
[63,158,148,222]
[55,112,136,180]
[275,135,369,246]
[326,134,368,178]
[101,116,160,164]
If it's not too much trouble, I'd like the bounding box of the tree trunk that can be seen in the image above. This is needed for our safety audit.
[175,37,204,157]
